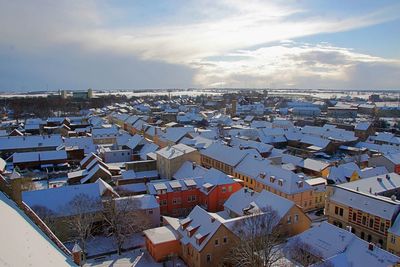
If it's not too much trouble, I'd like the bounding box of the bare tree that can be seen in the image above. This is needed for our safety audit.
[225,207,285,267]
[65,193,102,262]
[32,205,57,231]
[284,237,330,267]
[102,196,150,255]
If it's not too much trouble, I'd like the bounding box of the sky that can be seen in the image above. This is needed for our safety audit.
[0,0,399,91]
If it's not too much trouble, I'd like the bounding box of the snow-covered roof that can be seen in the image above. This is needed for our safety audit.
[143,225,179,245]
[235,155,312,194]
[329,186,400,220]
[201,143,261,167]
[13,150,68,164]
[285,222,400,267]
[0,192,75,266]
[124,134,145,150]
[355,122,371,131]
[120,170,158,180]
[148,168,237,195]
[384,152,400,165]
[139,142,159,160]
[172,161,208,180]
[337,172,400,196]
[22,180,112,217]
[0,135,62,151]
[161,126,194,143]
[224,188,294,218]
[299,158,330,172]
[375,132,400,145]
[115,194,159,210]
[178,206,222,251]
[180,135,214,150]
[156,143,196,159]
[80,163,111,184]
[92,126,119,137]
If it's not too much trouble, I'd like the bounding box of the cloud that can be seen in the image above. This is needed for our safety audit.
[0,0,399,90]
[192,42,400,89]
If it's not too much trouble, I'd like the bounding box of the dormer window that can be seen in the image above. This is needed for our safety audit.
[278,179,283,186]
[270,176,276,183]
[297,181,303,188]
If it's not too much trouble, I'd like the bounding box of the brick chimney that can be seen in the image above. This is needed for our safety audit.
[72,243,83,266]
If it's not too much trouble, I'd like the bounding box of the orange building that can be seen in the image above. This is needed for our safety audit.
[147,168,243,217]
[144,225,181,262]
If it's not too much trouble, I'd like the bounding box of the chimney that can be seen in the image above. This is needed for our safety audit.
[72,243,83,266]
[192,161,197,170]
[368,242,374,251]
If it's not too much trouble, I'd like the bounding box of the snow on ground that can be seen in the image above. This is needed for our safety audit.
[85,249,187,267]
[65,233,145,257]
[306,209,326,223]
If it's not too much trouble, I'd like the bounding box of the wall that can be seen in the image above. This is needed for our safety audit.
[145,237,180,262]
[103,149,132,163]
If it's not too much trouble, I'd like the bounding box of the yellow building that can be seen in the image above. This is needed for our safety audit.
[200,143,261,176]
[325,174,400,253]
[233,155,318,211]
[156,143,200,179]
[388,216,400,256]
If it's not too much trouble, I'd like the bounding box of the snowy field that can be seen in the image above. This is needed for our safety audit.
[1,88,398,100]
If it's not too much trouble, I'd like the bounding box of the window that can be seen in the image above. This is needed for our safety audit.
[148,209,153,214]
[380,222,385,232]
[222,187,226,193]
[206,254,211,263]
[335,206,339,215]
[228,186,232,192]
[294,214,299,223]
[339,208,343,216]
[361,232,365,240]
[367,235,372,242]
[352,212,357,221]
[287,216,291,224]
[369,218,374,228]
[223,237,228,244]
[391,235,396,244]
[215,238,219,246]
[362,216,367,225]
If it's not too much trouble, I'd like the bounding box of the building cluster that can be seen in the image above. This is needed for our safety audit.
[0,90,400,266]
